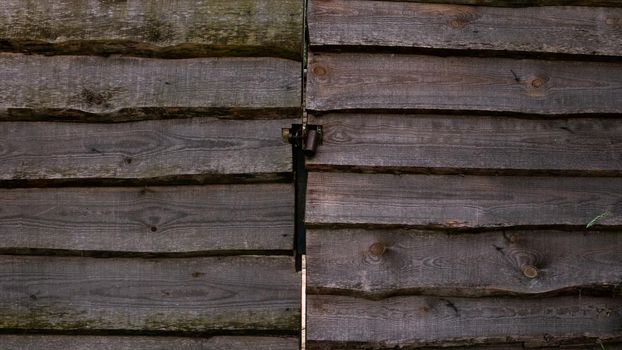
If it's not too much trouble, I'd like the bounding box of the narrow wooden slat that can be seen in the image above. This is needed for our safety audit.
[0,255,300,332]
[0,184,293,253]
[0,335,299,350]
[309,1,622,57]
[307,228,622,297]
[0,0,302,59]
[305,172,622,228]
[0,54,300,121]
[307,344,622,350]
[0,118,295,182]
[309,0,622,7]
[307,295,622,348]
[306,114,622,175]
[307,53,622,115]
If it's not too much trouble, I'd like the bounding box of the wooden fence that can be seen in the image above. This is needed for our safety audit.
[2,1,622,349]
[305,1,622,349]
[0,1,302,349]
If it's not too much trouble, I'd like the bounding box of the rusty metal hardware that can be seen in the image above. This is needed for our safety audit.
[281,124,323,158]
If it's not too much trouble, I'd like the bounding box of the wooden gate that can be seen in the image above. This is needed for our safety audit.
[0,1,302,348]
[304,1,622,349]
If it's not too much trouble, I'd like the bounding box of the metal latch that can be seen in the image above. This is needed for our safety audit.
[282,124,323,157]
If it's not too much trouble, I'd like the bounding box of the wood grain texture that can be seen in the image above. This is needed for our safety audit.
[0,184,293,253]
[307,228,622,297]
[0,0,302,59]
[305,172,622,228]
[0,335,298,350]
[309,0,622,7]
[307,343,622,350]
[0,118,294,182]
[0,255,300,332]
[307,295,622,348]
[306,114,622,175]
[307,53,622,115]
[309,1,622,57]
[0,54,300,121]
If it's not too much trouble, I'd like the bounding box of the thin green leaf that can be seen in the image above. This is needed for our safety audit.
[587,211,611,229]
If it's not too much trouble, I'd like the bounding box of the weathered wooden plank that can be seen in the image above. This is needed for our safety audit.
[307,228,622,297]
[307,53,622,114]
[311,0,622,7]
[0,118,294,182]
[0,335,299,350]
[0,54,300,121]
[306,114,622,175]
[305,172,622,228]
[0,255,300,332]
[0,0,302,60]
[309,1,622,57]
[307,343,622,350]
[307,295,622,348]
[0,184,293,254]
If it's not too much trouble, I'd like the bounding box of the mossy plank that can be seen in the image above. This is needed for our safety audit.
[0,54,300,121]
[0,336,298,350]
[0,255,300,332]
[0,336,299,350]
[0,184,294,253]
[0,0,302,59]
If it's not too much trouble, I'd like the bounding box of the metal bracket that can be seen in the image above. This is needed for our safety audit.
[282,123,322,271]
[282,124,323,157]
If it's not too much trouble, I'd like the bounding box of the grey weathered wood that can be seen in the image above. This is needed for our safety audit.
[309,1,622,57]
[0,118,295,182]
[307,228,622,297]
[307,343,622,350]
[307,53,622,114]
[0,184,293,253]
[306,172,622,228]
[312,0,622,7]
[0,54,300,121]
[0,0,302,60]
[306,114,622,175]
[0,255,300,332]
[0,335,298,350]
[307,295,622,348]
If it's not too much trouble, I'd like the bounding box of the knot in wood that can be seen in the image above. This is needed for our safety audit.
[531,78,545,88]
[369,242,386,257]
[522,265,539,279]
[313,65,327,77]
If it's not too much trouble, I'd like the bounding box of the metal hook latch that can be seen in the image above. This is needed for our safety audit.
[281,124,323,157]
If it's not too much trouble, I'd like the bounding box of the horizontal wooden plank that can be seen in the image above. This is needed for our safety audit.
[307,228,622,297]
[0,335,298,350]
[306,114,622,175]
[307,341,622,350]
[309,1,622,57]
[307,343,622,350]
[0,118,294,182]
[305,172,622,228]
[0,255,300,332]
[308,295,622,348]
[0,184,293,253]
[307,53,622,114]
[0,54,300,121]
[0,0,302,60]
[310,0,622,7]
